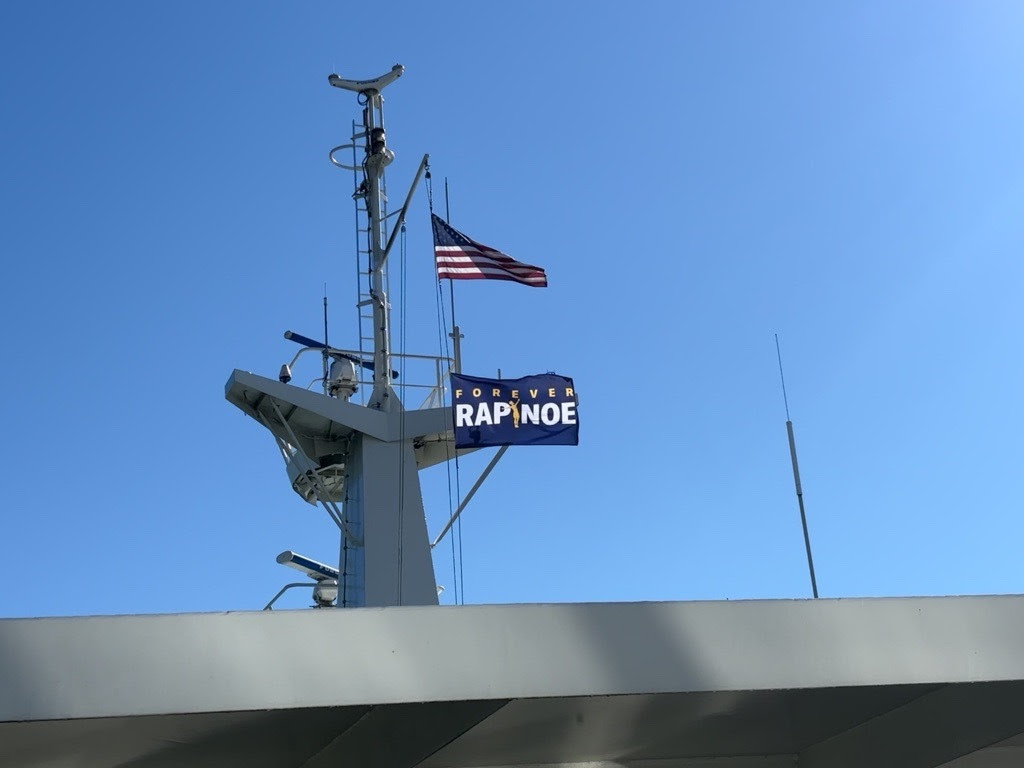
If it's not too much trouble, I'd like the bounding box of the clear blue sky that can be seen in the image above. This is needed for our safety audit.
[1,3,1022,616]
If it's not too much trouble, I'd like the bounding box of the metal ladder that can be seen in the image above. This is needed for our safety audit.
[347,119,391,404]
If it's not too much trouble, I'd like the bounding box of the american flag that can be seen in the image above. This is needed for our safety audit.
[432,213,547,287]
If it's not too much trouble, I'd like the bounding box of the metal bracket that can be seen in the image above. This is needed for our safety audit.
[431,445,509,548]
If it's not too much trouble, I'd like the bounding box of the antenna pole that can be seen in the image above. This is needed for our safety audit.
[322,288,329,395]
[444,177,463,372]
[356,87,395,408]
[775,335,819,599]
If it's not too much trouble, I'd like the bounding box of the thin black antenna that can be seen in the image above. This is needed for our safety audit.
[775,334,819,599]
[322,285,329,394]
[323,283,329,348]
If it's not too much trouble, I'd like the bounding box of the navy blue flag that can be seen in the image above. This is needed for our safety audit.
[450,373,579,448]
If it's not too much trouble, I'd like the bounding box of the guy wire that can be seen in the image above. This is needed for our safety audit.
[429,170,460,604]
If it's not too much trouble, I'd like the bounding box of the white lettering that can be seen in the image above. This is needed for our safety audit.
[541,403,560,425]
[494,402,511,422]
[475,402,494,425]
[561,401,577,424]
[522,403,540,424]
[455,404,474,427]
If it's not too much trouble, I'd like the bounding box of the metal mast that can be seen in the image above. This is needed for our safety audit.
[225,65,459,608]
[328,66,401,410]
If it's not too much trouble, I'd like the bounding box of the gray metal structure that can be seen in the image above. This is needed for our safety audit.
[4,595,1024,767]
[7,68,1024,768]
[224,369,452,607]
[225,65,462,608]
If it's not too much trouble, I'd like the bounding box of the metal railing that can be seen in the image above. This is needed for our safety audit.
[286,344,455,409]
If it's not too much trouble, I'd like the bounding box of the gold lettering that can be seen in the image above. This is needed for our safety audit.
[492,388,501,397]
[472,388,481,397]
[511,390,519,398]
[565,387,574,397]
[455,389,463,399]
[548,388,556,397]
[529,389,538,398]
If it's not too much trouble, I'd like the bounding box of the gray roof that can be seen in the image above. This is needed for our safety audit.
[3,595,1024,767]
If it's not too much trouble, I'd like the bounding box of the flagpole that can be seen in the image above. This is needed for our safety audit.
[445,177,463,372]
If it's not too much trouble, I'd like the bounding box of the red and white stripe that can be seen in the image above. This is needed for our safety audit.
[435,246,548,287]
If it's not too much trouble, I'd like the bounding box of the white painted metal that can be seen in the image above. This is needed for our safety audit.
[226,369,443,606]
[354,76,396,410]
[328,64,404,95]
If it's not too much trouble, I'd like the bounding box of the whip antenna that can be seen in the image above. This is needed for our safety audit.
[322,285,329,393]
[775,334,819,598]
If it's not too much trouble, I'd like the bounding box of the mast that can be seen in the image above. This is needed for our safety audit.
[225,65,460,608]
[328,66,401,409]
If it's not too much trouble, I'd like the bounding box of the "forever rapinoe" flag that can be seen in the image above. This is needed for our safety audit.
[450,373,578,448]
